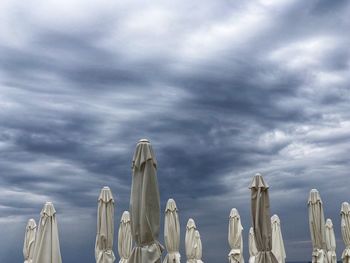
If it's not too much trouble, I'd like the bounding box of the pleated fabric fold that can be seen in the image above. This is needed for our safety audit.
[249,174,278,263]
[95,186,116,263]
[129,139,163,263]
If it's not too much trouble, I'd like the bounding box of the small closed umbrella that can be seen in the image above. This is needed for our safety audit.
[271,215,286,263]
[341,202,350,263]
[118,211,132,263]
[23,218,37,263]
[194,230,204,263]
[308,189,327,263]
[95,186,116,263]
[163,198,181,263]
[249,227,258,263]
[249,173,278,263]
[129,139,163,263]
[325,219,336,263]
[32,202,62,263]
[228,208,244,263]
[185,218,197,263]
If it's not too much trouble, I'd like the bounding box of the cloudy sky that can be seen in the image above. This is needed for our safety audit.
[1,0,350,262]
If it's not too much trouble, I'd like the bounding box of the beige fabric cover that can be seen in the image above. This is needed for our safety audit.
[163,199,181,263]
[249,227,258,263]
[185,219,197,263]
[308,189,327,263]
[95,186,116,263]
[228,208,244,263]
[249,174,278,263]
[118,211,133,263]
[129,139,163,263]
[32,202,62,263]
[271,215,286,263]
[194,230,204,263]
[341,202,350,263]
[23,218,37,263]
[325,219,336,263]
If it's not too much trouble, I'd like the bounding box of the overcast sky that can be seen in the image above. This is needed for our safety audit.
[1,0,350,262]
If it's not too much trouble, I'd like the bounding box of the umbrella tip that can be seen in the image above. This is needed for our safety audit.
[139,138,150,143]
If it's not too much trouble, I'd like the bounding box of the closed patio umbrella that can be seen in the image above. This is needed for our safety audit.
[129,139,163,263]
[32,202,62,263]
[249,173,278,263]
[228,208,244,263]
[118,211,132,263]
[95,186,115,263]
[325,219,336,263]
[271,215,286,263]
[185,218,197,263]
[249,227,258,263]
[194,230,203,263]
[163,198,181,263]
[341,202,350,263]
[23,218,37,263]
[308,189,327,263]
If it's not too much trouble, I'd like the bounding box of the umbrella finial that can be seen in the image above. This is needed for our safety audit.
[249,173,269,189]
[98,186,114,203]
[165,198,178,212]
[229,208,240,218]
[121,211,131,223]
[341,202,350,215]
[187,218,196,230]
[308,189,322,204]
[325,218,333,228]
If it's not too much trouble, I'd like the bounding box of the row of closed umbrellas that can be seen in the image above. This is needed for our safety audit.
[21,139,350,263]
[22,192,284,263]
[308,189,350,263]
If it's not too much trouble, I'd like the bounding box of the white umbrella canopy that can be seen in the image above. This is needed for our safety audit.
[185,218,197,263]
[32,202,62,263]
[194,230,204,263]
[118,211,132,263]
[228,208,244,263]
[95,186,116,263]
[341,202,350,263]
[163,198,181,263]
[249,227,258,263]
[325,219,336,263]
[249,174,278,263]
[23,218,37,263]
[271,215,286,263]
[129,139,163,263]
[308,189,327,263]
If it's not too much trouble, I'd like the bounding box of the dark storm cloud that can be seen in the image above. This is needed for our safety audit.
[1,0,350,262]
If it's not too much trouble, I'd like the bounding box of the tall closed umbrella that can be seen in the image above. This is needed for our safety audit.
[129,139,163,263]
[341,202,350,263]
[249,173,278,263]
[271,215,286,263]
[249,227,258,263]
[308,189,327,263]
[185,218,197,263]
[228,208,244,263]
[95,186,115,263]
[325,219,336,263]
[32,202,62,263]
[194,230,204,263]
[23,218,37,263]
[118,211,132,263]
[163,198,181,263]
